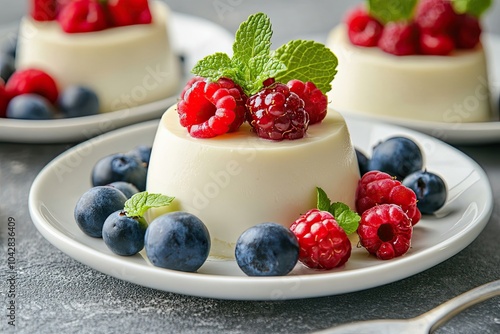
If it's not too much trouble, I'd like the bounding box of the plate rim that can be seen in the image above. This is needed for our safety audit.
[28,118,494,300]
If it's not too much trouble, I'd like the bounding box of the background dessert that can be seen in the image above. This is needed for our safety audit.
[327,0,494,123]
[14,0,180,114]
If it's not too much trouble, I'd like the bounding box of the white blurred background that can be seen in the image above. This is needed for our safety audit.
[0,0,499,45]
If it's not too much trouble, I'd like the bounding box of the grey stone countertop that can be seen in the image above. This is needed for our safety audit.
[1,1,500,333]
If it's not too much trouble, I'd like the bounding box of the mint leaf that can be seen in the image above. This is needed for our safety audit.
[316,187,332,212]
[329,202,360,235]
[232,13,273,65]
[191,12,340,97]
[191,53,235,82]
[238,55,286,95]
[315,187,360,235]
[452,0,492,17]
[124,192,175,218]
[273,40,338,94]
[368,0,418,24]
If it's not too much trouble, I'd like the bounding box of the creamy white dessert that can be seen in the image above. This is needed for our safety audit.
[15,1,180,113]
[146,105,360,258]
[327,26,492,123]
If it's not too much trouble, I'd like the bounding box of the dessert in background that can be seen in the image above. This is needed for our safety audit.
[327,0,493,123]
[1,0,180,119]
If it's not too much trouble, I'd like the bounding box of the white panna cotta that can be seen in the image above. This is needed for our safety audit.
[15,1,180,113]
[327,26,492,123]
[146,105,360,258]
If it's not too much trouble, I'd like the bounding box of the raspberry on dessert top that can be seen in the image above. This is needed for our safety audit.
[345,0,492,56]
[31,0,153,33]
[177,12,339,140]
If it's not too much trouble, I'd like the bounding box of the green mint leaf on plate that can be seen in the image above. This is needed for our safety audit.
[368,0,418,24]
[274,40,338,94]
[452,0,492,17]
[329,202,360,235]
[124,192,175,218]
[316,187,360,235]
[316,187,332,212]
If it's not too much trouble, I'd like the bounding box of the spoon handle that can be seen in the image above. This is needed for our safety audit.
[419,279,500,332]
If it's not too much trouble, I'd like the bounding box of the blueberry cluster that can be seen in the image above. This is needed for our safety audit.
[75,145,299,276]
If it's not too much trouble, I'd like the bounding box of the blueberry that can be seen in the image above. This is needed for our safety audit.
[58,85,99,118]
[91,153,147,191]
[6,94,54,120]
[107,181,139,199]
[74,186,127,238]
[102,211,148,256]
[0,53,15,82]
[355,148,370,176]
[145,212,210,272]
[127,145,152,168]
[235,222,299,276]
[368,136,424,180]
[403,170,447,214]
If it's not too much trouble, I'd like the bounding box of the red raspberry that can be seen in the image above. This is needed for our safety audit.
[358,204,413,260]
[177,76,247,138]
[58,0,108,33]
[378,22,419,56]
[246,80,309,140]
[0,81,10,117]
[355,171,421,225]
[5,69,59,104]
[56,0,72,14]
[415,0,457,33]
[290,209,351,270]
[419,31,455,55]
[287,79,327,124]
[345,6,384,47]
[106,0,152,27]
[454,14,482,49]
[30,0,57,21]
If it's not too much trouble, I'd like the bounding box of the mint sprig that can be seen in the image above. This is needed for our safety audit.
[191,12,338,96]
[368,0,418,24]
[124,192,174,218]
[451,0,492,17]
[316,187,360,235]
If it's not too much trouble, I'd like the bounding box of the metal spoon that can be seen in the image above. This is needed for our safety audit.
[314,279,500,334]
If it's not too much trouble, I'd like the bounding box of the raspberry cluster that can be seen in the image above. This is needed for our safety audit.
[178,77,328,140]
[346,0,482,56]
[31,0,152,33]
[356,171,421,226]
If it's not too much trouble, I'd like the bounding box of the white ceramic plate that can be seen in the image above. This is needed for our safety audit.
[28,118,493,300]
[0,13,233,143]
[337,34,500,145]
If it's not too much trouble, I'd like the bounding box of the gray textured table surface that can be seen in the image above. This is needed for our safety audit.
[1,1,500,333]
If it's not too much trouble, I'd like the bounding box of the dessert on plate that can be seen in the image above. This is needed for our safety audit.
[13,0,180,114]
[327,0,493,123]
[146,13,360,258]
